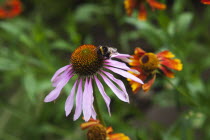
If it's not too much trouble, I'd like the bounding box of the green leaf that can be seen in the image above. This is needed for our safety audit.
[23,72,37,102]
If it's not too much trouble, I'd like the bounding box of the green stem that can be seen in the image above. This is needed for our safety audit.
[164,77,198,106]
[93,85,106,126]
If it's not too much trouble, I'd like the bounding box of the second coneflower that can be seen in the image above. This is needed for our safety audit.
[81,119,130,140]
[124,0,166,20]
[0,0,22,19]
[44,45,143,121]
[128,47,183,93]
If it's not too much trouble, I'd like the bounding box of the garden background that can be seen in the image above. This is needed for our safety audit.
[0,0,210,140]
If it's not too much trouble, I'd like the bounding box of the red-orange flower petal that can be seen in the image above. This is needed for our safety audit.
[201,0,210,4]
[134,47,146,56]
[124,0,136,16]
[157,50,175,58]
[160,57,183,71]
[109,133,131,140]
[138,4,147,21]
[159,65,175,78]
[142,74,156,92]
[147,0,166,10]
[80,119,100,130]
[0,0,22,19]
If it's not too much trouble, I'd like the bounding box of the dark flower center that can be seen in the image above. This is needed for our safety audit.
[140,53,159,72]
[87,124,107,140]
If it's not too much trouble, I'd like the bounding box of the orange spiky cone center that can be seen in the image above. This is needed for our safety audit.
[70,45,103,76]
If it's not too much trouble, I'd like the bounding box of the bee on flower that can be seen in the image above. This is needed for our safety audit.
[44,45,143,121]
[0,0,22,19]
[124,0,166,20]
[128,47,183,93]
[81,119,130,140]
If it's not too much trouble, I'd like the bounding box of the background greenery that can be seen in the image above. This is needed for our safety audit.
[0,0,210,139]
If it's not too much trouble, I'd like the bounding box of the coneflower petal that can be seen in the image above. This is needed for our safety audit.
[104,66,144,84]
[44,75,73,102]
[51,65,71,82]
[65,80,78,116]
[74,78,83,120]
[101,70,129,103]
[83,78,93,121]
[99,73,129,102]
[94,75,111,115]
[52,70,73,87]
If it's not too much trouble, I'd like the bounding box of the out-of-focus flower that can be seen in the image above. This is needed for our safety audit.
[201,0,210,4]
[81,119,131,140]
[128,47,183,93]
[124,0,166,20]
[0,0,22,19]
[44,45,143,121]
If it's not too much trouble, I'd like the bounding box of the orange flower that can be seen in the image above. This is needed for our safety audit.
[81,119,131,140]
[0,0,22,19]
[124,0,166,20]
[201,0,210,4]
[128,47,183,93]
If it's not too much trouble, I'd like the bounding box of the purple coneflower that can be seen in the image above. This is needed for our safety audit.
[44,44,143,121]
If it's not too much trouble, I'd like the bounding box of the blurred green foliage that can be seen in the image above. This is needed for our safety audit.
[0,0,210,140]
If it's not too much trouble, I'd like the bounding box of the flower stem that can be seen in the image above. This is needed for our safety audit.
[164,77,198,106]
[93,85,106,126]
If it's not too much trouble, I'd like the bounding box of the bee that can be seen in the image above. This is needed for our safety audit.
[97,45,118,59]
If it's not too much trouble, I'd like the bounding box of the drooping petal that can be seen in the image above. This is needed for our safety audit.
[99,73,129,102]
[74,78,83,120]
[159,65,175,78]
[83,78,93,121]
[44,75,73,102]
[124,0,136,16]
[101,70,129,102]
[108,133,131,140]
[94,75,111,115]
[111,53,131,63]
[130,80,142,94]
[52,69,73,87]
[91,106,97,120]
[65,80,78,116]
[157,50,175,58]
[104,60,139,74]
[134,47,146,56]
[160,58,183,71]
[104,66,144,84]
[147,0,166,10]
[51,65,71,82]
[138,4,147,21]
[142,74,156,92]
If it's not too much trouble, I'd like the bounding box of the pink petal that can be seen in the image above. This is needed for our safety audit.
[104,66,144,84]
[91,106,97,120]
[94,75,111,115]
[73,78,83,120]
[104,60,139,74]
[44,75,73,102]
[101,70,129,103]
[65,80,78,116]
[52,70,73,87]
[51,65,71,82]
[99,73,129,102]
[83,78,93,121]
